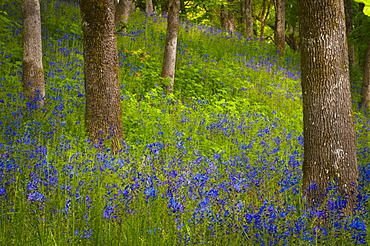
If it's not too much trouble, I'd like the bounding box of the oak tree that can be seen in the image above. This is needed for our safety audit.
[80,0,124,149]
[273,0,285,55]
[240,0,253,38]
[115,0,133,26]
[161,0,180,93]
[22,0,45,107]
[299,0,359,213]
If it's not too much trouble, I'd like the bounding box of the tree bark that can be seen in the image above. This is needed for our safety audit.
[161,0,169,16]
[240,0,253,38]
[220,0,236,32]
[80,0,124,149]
[259,0,272,39]
[344,0,357,69]
[161,0,180,93]
[273,0,285,56]
[299,0,358,214]
[146,0,154,14]
[115,0,133,26]
[361,41,370,110]
[22,0,45,107]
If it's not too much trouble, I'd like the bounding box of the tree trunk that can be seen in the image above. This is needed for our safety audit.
[115,0,133,26]
[344,0,357,69]
[299,0,358,214]
[273,0,285,56]
[161,0,180,93]
[22,0,45,107]
[240,0,253,38]
[161,0,169,16]
[146,0,154,14]
[361,41,370,110]
[259,0,272,39]
[220,0,236,32]
[180,0,187,16]
[80,0,124,150]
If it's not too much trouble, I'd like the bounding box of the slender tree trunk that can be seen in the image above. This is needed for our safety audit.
[22,0,45,107]
[344,0,357,69]
[115,0,133,26]
[161,0,180,93]
[286,25,299,51]
[80,0,124,149]
[180,0,187,16]
[299,0,358,214]
[161,0,169,16]
[240,0,253,38]
[273,0,285,55]
[220,0,236,32]
[146,0,154,14]
[259,0,272,39]
[362,41,370,110]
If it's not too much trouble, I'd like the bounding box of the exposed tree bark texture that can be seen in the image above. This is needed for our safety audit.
[146,0,154,14]
[22,0,45,106]
[344,0,357,68]
[273,0,285,55]
[299,0,358,214]
[362,41,370,110]
[240,0,253,38]
[221,0,236,32]
[80,0,124,149]
[161,0,180,93]
[115,0,133,26]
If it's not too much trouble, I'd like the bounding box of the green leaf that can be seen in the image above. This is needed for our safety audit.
[364,5,370,16]
[354,0,370,16]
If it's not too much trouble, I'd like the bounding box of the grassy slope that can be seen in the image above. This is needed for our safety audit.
[0,1,369,245]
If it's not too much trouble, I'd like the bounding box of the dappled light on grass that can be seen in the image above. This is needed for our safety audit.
[1,1,370,245]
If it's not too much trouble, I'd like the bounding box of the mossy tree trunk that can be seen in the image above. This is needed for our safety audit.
[22,0,45,107]
[299,0,359,214]
[273,0,285,56]
[80,0,124,150]
[161,0,180,93]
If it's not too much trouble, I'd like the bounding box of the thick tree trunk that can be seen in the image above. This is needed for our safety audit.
[22,0,45,106]
[146,0,154,14]
[344,0,357,68]
[361,41,370,110]
[221,0,236,32]
[240,0,253,38]
[80,0,124,149]
[161,0,180,93]
[299,0,358,214]
[273,0,285,56]
[115,0,133,26]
